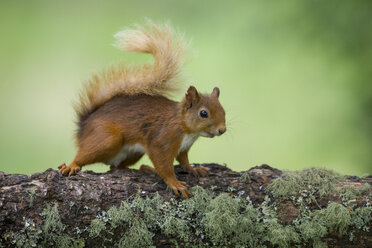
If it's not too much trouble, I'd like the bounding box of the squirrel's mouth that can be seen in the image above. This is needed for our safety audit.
[201,131,215,138]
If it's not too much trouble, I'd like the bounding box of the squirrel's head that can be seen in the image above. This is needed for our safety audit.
[182,86,226,138]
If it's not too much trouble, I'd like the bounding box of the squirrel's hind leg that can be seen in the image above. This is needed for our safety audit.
[59,122,123,176]
[139,164,156,173]
[111,153,144,170]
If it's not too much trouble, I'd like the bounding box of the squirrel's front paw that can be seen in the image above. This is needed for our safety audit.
[167,180,192,198]
[58,162,81,176]
[190,165,209,177]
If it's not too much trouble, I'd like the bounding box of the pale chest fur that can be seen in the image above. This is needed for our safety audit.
[108,134,199,167]
[179,134,199,153]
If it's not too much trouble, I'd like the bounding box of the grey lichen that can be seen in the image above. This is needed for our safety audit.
[313,202,351,235]
[3,204,84,248]
[117,218,154,248]
[183,186,213,215]
[1,168,371,248]
[202,193,240,245]
[298,219,327,247]
[89,219,106,238]
[107,200,133,228]
[267,167,343,198]
[267,220,300,248]
[239,171,251,183]
[161,216,190,242]
[3,218,42,248]
[41,204,66,236]
[25,189,36,207]
[231,203,264,247]
[265,169,372,247]
[351,207,372,232]
[131,193,164,230]
[361,182,371,192]
[41,204,85,248]
[340,183,371,205]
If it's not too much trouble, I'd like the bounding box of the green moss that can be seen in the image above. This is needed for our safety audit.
[202,193,247,245]
[351,207,372,231]
[340,185,361,200]
[3,204,84,248]
[117,218,154,248]
[161,216,190,242]
[313,202,351,235]
[131,193,164,230]
[298,220,327,247]
[25,189,36,207]
[107,201,133,228]
[267,220,300,248]
[41,204,65,235]
[267,176,302,198]
[296,201,371,246]
[239,172,251,183]
[339,184,370,203]
[40,204,85,248]
[158,186,213,243]
[361,182,371,192]
[268,167,343,198]
[312,240,328,248]
[89,219,106,238]
[2,171,371,247]
[231,204,263,247]
[3,219,42,248]
[184,186,212,215]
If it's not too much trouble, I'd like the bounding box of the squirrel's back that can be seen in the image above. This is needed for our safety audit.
[75,21,187,123]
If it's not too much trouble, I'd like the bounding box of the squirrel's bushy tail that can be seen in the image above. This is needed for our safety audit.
[75,21,187,122]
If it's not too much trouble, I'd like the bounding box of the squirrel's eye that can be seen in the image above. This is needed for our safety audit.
[200,110,208,118]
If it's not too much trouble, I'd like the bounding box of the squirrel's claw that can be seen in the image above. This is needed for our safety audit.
[139,164,157,174]
[190,165,209,177]
[168,180,192,198]
[58,163,66,169]
[58,163,67,174]
[179,180,189,187]
[58,162,81,176]
[69,167,81,176]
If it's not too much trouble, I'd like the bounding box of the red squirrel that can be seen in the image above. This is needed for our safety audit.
[58,21,226,198]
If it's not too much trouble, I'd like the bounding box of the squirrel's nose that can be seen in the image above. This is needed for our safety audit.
[218,128,226,135]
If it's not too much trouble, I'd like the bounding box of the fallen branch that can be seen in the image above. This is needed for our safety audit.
[0,164,371,247]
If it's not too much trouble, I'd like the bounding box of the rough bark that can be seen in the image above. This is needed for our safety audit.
[0,164,371,247]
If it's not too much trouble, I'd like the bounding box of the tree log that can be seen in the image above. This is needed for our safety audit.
[0,164,371,247]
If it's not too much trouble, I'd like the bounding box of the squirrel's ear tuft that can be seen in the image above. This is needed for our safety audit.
[211,87,220,98]
[185,86,200,109]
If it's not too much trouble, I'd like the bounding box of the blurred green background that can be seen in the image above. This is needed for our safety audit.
[0,0,371,175]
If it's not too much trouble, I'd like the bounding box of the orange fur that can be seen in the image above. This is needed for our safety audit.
[75,21,187,122]
[60,21,226,198]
